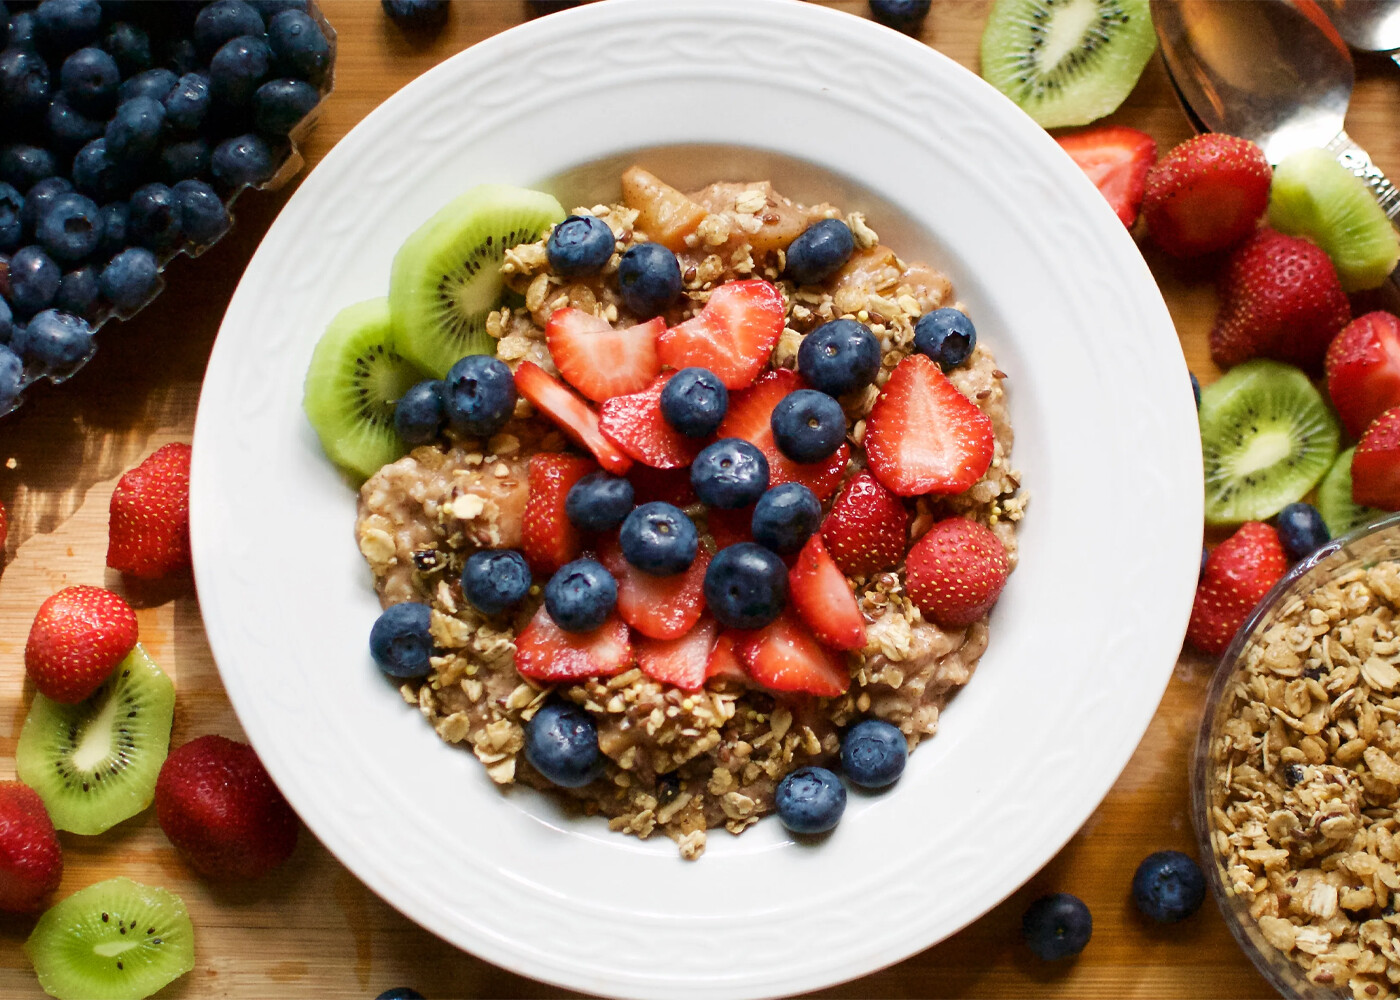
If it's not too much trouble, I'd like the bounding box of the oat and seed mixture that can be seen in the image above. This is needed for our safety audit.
[1209,560,1400,998]
[355,170,1025,858]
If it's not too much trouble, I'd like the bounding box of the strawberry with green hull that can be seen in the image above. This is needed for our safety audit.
[1142,134,1272,258]
[1326,312,1400,439]
[521,453,597,576]
[1187,522,1288,656]
[1055,125,1157,228]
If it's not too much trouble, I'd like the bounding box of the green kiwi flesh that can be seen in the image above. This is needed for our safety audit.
[26,877,194,1000]
[1318,446,1388,538]
[389,183,565,377]
[303,297,428,480]
[980,0,1157,128]
[1268,148,1400,292]
[16,644,174,836]
[1199,359,1340,526]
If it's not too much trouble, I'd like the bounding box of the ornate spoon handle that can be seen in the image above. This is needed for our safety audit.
[1326,130,1400,222]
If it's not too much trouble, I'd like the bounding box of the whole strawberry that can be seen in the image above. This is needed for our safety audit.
[1326,312,1400,439]
[904,517,1009,628]
[26,585,139,703]
[0,781,62,913]
[1142,134,1271,257]
[821,471,909,578]
[108,442,192,580]
[1210,229,1351,373]
[1187,522,1288,656]
[155,735,298,882]
[1351,406,1400,510]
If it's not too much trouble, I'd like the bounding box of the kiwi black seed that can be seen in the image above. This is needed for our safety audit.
[1199,360,1339,526]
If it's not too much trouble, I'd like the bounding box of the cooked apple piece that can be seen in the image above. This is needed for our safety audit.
[621,166,708,252]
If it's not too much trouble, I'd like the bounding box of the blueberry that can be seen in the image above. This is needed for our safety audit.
[1130,850,1206,924]
[393,378,445,446]
[382,0,448,31]
[59,46,118,117]
[118,67,177,104]
[71,139,128,202]
[784,218,854,286]
[660,367,727,438]
[1199,545,1209,580]
[690,438,769,509]
[751,482,821,554]
[546,214,615,277]
[616,242,681,318]
[545,557,617,632]
[374,990,425,1000]
[524,700,603,788]
[172,178,229,246]
[127,182,181,252]
[105,97,166,165]
[840,718,906,788]
[98,246,158,312]
[163,37,200,77]
[0,144,55,192]
[619,502,697,576]
[267,9,329,85]
[46,94,104,152]
[102,21,152,77]
[163,72,210,132]
[797,319,880,398]
[13,308,92,376]
[0,343,20,411]
[34,0,102,52]
[444,354,516,437]
[460,549,531,616]
[94,200,127,257]
[194,0,265,60]
[1022,893,1092,960]
[0,47,50,116]
[160,139,212,185]
[211,133,276,188]
[774,766,845,834]
[5,11,34,51]
[771,389,845,463]
[913,307,976,371]
[8,245,59,315]
[253,0,310,15]
[252,76,318,136]
[1190,371,1200,410]
[1276,501,1330,561]
[210,33,272,109]
[36,192,101,264]
[54,265,98,317]
[703,542,787,629]
[0,295,11,342]
[869,0,930,32]
[0,182,21,252]
[565,470,634,533]
[368,601,434,678]
[19,176,71,237]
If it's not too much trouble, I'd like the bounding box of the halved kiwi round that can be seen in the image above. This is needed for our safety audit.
[1318,446,1388,539]
[1200,359,1340,526]
[388,183,565,377]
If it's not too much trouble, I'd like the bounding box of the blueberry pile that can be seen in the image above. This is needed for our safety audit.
[0,0,334,413]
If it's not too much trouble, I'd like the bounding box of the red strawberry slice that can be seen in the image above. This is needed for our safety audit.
[1055,126,1157,228]
[717,368,849,500]
[107,442,192,580]
[0,781,62,913]
[514,605,633,682]
[705,632,748,684]
[706,506,754,550]
[1186,522,1288,655]
[1326,311,1400,438]
[821,471,909,578]
[735,612,850,697]
[545,308,664,403]
[522,453,597,575]
[25,585,139,703]
[656,279,785,389]
[864,354,994,496]
[627,465,697,508]
[1142,133,1272,258]
[788,534,867,651]
[598,534,710,640]
[599,372,705,469]
[904,517,1010,629]
[1352,406,1400,510]
[636,617,717,690]
[514,361,633,475]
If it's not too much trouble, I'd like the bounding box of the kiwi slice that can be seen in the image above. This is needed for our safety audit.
[1318,446,1388,539]
[1268,148,1400,292]
[389,183,565,376]
[16,644,174,836]
[26,877,194,1000]
[980,0,1158,129]
[1200,359,1340,526]
[303,297,428,480]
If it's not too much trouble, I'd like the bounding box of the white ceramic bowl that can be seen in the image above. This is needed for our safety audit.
[190,1,1201,996]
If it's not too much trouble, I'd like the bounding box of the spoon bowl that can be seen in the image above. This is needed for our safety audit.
[1318,0,1400,56]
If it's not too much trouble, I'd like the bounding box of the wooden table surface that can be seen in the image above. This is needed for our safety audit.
[5,1,1398,996]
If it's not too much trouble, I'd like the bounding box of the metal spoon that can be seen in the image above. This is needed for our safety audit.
[1318,0,1400,67]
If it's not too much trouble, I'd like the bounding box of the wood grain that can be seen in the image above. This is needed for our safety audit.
[6,1,1399,996]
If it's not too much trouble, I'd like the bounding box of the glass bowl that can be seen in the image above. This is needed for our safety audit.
[1193,511,1400,1000]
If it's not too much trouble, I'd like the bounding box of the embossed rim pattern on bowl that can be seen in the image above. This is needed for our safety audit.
[189,1,1201,997]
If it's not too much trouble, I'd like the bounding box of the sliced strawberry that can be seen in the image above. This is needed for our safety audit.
[656,280,784,389]
[628,465,697,508]
[717,368,849,501]
[1326,312,1400,438]
[636,617,717,690]
[598,535,710,640]
[514,361,633,475]
[1055,126,1157,228]
[706,506,754,550]
[821,471,909,578]
[788,534,867,651]
[514,606,633,682]
[599,372,705,469]
[735,612,850,697]
[522,453,597,575]
[1353,407,1400,510]
[545,308,664,403]
[864,354,993,496]
[705,631,748,684]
